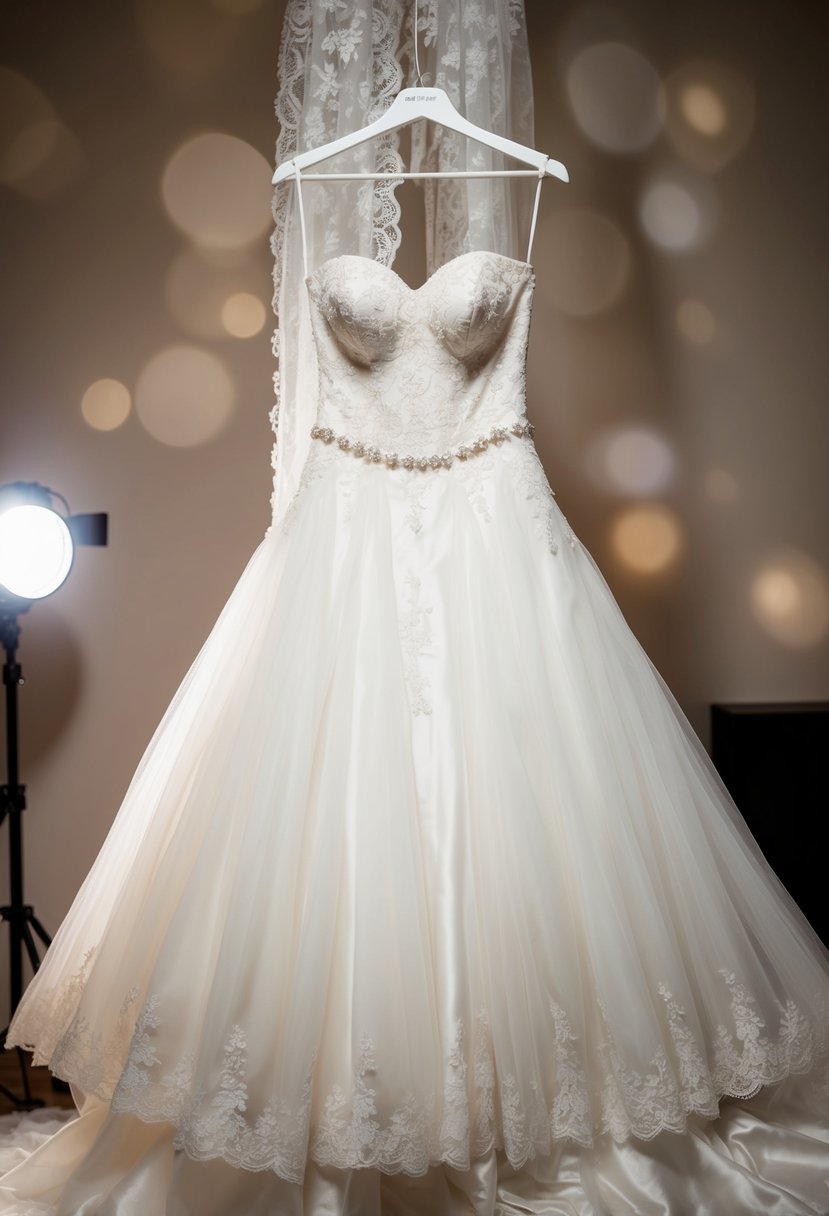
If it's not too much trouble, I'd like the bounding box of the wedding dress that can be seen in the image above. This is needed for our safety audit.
[1,248,828,1215]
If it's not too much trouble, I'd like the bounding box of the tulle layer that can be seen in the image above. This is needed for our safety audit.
[5,437,829,1185]
[1,1075,828,1215]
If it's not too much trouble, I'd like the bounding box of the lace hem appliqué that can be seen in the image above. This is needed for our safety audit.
[16,961,828,1182]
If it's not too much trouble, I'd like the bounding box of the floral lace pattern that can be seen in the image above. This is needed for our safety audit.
[509,441,578,557]
[266,253,582,569]
[398,569,433,717]
[402,474,427,535]
[268,0,406,529]
[17,953,827,1182]
[306,252,534,462]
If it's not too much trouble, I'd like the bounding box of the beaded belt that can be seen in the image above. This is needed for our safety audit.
[309,419,535,471]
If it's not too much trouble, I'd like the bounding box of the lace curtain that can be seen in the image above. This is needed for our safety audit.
[268,0,535,531]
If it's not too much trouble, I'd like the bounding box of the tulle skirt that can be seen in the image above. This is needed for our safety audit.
[3,436,829,1213]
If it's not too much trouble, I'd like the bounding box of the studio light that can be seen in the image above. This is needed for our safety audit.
[0,479,108,1108]
[0,504,73,600]
[0,480,107,603]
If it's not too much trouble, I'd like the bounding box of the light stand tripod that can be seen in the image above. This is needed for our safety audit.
[0,483,106,1108]
[0,598,52,1108]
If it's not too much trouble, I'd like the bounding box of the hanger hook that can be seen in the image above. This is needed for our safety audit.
[413,0,424,88]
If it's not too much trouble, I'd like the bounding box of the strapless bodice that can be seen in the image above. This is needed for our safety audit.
[305,250,535,459]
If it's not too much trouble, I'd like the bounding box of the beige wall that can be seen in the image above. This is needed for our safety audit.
[1,1,827,1023]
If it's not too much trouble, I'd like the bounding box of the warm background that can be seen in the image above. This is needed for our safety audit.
[1,1,827,1023]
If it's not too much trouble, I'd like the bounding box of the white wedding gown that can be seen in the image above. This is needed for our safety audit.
[2,250,828,1215]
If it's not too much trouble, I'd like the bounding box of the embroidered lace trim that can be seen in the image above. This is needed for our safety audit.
[11,956,827,1182]
[268,0,405,527]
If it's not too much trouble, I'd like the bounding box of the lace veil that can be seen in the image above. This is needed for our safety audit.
[268,0,535,530]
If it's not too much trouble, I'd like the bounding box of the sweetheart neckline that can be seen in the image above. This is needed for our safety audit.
[305,249,535,294]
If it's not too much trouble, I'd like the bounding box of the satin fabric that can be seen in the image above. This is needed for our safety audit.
[1,1074,828,1214]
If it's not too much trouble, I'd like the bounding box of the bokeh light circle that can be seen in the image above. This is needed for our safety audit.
[659,60,755,173]
[611,504,683,574]
[750,550,829,649]
[565,41,662,154]
[676,298,716,345]
[587,426,676,495]
[704,468,738,504]
[639,176,717,252]
[161,132,271,251]
[137,0,249,91]
[81,378,132,431]
[0,67,84,198]
[221,292,267,338]
[2,116,60,182]
[535,209,632,318]
[681,84,727,136]
[135,345,235,447]
[164,246,269,338]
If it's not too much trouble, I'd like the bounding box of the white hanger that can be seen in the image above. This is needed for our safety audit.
[272,7,569,276]
[272,85,569,185]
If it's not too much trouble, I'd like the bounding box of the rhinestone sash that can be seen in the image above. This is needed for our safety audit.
[310,419,535,471]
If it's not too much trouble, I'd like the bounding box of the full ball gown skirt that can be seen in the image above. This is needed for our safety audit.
[2,251,828,1215]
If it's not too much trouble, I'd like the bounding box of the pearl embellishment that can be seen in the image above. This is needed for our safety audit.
[310,419,535,470]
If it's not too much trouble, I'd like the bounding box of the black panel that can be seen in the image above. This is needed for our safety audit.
[711,702,828,947]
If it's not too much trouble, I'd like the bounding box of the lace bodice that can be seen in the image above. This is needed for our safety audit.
[306,250,534,458]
